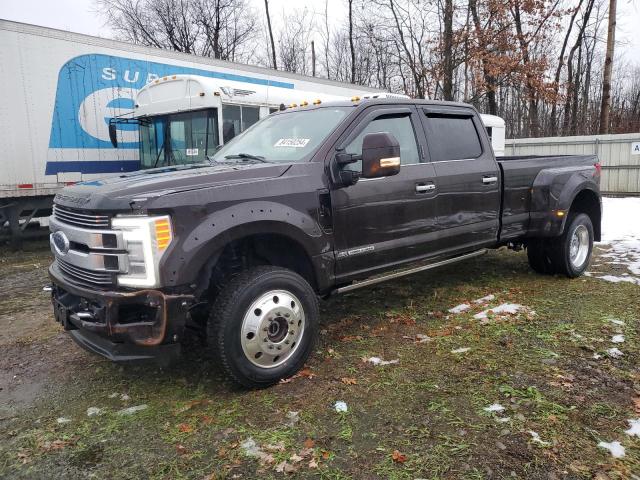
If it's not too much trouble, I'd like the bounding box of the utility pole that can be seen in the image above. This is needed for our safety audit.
[599,0,616,134]
[311,40,316,77]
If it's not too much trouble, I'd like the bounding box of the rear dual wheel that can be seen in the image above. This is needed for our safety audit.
[208,266,319,388]
[527,213,593,278]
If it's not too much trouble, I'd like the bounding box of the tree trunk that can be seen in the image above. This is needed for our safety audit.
[442,0,454,100]
[311,40,316,77]
[348,0,356,84]
[599,0,616,134]
[550,0,583,136]
[264,0,277,69]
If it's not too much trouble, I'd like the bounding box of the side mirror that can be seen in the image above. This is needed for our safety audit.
[108,121,118,148]
[361,132,401,178]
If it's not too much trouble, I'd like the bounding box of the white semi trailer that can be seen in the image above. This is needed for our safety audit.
[0,19,506,243]
[0,20,385,243]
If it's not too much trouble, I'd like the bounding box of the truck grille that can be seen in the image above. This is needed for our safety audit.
[53,205,110,229]
[57,258,116,287]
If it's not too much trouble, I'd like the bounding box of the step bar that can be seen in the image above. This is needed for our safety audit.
[335,249,487,294]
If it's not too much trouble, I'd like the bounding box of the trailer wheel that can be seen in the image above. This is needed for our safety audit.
[526,239,555,274]
[549,213,594,278]
[207,266,319,388]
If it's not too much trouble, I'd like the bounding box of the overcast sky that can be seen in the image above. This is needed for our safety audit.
[1,0,639,64]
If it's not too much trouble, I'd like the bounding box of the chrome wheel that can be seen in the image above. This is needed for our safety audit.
[569,224,590,268]
[240,290,305,368]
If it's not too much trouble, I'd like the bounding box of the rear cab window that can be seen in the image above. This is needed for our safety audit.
[422,111,483,161]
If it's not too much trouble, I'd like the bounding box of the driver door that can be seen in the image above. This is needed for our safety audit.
[330,105,439,283]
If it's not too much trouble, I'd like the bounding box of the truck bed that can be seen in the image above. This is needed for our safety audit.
[497,154,599,240]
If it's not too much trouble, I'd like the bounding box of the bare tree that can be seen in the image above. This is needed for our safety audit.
[348,0,356,84]
[264,0,277,69]
[96,0,256,61]
[599,0,616,134]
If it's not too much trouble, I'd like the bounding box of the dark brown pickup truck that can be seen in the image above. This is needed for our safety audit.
[48,99,601,387]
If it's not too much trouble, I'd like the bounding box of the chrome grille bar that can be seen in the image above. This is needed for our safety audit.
[53,205,110,229]
[58,259,115,286]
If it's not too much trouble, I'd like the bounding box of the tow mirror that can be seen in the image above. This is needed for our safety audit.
[361,132,401,178]
[108,121,118,148]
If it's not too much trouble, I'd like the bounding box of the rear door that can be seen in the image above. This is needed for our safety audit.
[420,107,501,252]
[330,105,439,282]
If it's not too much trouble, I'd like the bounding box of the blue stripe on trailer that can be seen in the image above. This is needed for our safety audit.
[45,160,141,175]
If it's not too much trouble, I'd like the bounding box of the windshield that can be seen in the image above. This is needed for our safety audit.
[210,107,350,164]
[139,109,219,168]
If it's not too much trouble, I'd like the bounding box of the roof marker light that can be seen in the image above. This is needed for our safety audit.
[313,99,322,105]
[300,100,309,106]
[289,103,297,108]
[351,96,361,102]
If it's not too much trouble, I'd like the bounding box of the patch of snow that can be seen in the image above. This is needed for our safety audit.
[611,334,625,343]
[496,417,511,423]
[625,419,640,438]
[473,294,496,304]
[598,440,625,458]
[451,347,471,354]
[415,334,431,343]
[484,403,505,413]
[597,275,640,285]
[596,197,640,285]
[608,318,625,326]
[607,347,624,358]
[285,411,299,427]
[334,401,348,413]
[528,431,550,446]
[86,407,103,417]
[593,353,603,360]
[448,303,470,314]
[473,303,523,320]
[366,356,399,366]
[117,404,148,415]
[56,417,71,424]
[241,437,275,465]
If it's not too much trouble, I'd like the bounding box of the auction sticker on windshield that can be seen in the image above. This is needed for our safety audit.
[274,138,310,148]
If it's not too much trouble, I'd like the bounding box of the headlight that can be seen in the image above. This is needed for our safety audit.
[111,215,173,288]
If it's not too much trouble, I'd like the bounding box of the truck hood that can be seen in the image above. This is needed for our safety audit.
[54,162,291,211]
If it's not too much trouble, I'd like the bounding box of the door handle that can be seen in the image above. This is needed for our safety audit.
[482,176,498,184]
[416,183,436,193]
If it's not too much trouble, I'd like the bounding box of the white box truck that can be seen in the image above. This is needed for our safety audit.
[0,20,387,243]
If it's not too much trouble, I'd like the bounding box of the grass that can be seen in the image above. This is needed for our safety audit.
[0,245,639,479]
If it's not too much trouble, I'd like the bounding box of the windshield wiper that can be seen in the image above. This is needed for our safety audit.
[224,153,268,163]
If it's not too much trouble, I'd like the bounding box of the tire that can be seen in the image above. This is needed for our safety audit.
[527,238,555,274]
[549,212,594,278]
[207,266,319,388]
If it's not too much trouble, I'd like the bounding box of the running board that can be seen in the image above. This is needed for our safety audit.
[335,249,487,294]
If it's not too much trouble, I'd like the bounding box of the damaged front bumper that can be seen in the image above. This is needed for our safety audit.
[49,263,194,363]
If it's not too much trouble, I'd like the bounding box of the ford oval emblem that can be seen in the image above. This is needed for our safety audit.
[52,231,70,256]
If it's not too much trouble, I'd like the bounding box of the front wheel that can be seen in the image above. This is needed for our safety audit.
[207,266,319,388]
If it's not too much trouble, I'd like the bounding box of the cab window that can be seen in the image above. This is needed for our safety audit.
[344,114,420,171]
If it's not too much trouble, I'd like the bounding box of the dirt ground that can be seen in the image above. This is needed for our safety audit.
[0,240,638,479]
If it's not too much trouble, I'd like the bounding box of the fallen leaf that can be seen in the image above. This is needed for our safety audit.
[178,423,194,433]
[308,458,318,468]
[299,368,315,378]
[200,415,215,424]
[341,377,357,385]
[633,396,640,414]
[290,453,303,463]
[303,438,315,449]
[339,335,363,342]
[392,449,407,463]
[321,450,330,460]
[275,460,298,473]
[176,444,188,455]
